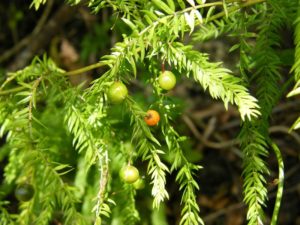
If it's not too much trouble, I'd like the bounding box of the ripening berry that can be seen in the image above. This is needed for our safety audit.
[144,110,160,126]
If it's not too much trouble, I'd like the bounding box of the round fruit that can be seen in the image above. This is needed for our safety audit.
[144,110,160,126]
[120,165,139,184]
[133,178,145,190]
[107,81,128,104]
[158,71,176,90]
[15,183,35,202]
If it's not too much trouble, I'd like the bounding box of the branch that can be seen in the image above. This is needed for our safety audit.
[269,141,284,225]
[7,4,77,71]
[182,114,238,149]
[64,62,107,76]
[0,0,54,64]
[0,86,26,95]
[207,0,265,22]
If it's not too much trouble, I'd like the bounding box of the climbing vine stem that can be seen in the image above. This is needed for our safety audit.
[269,141,284,225]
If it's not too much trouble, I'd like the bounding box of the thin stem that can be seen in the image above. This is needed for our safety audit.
[0,86,26,95]
[0,61,107,95]
[183,1,224,12]
[0,0,265,96]
[64,62,107,76]
[28,77,42,138]
[208,0,265,22]
[270,141,284,225]
[95,149,109,222]
[0,0,54,63]
[64,0,265,78]
[0,73,19,90]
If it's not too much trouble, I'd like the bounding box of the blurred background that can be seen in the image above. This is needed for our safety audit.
[0,1,300,224]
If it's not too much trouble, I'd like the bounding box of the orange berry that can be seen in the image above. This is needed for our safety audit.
[144,110,160,126]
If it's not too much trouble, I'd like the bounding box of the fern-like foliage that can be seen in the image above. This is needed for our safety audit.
[23,150,86,225]
[163,41,260,120]
[2,0,290,224]
[288,0,300,130]
[292,2,300,81]
[30,0,46,10]
[65,104,103,169]
[238,1,296,224]
[239,122,269,225]
[125,97,169,207]
[0,202,15,225]
[160,102,203,225]
[118,185,140,225]
[193,6,259,42]
[0,57,88,224]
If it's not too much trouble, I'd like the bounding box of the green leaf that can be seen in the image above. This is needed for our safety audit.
[184,12,195,33]
[194,10,203,24]
[95,217,101,225]
[166,0,175,11]
[177,0,186,9]
[30,0,46,10]
[152,0,174,14]
[196,0,205,4]
[290,117,300,130]
[122,18,138,32]
[186,0,195,7]
[223,0,228,18]
[287,87,300,97]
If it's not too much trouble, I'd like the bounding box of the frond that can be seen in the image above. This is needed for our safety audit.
[288,0,300,130]
[2,0,292,224]
[0,202,15,225]
[163,42,260,120]
[125,97,169,207]
[30,0,47,10]
[160,100,203,225]
[118,186,140,225]
[193,7,259,42]
[238,1,296,224]
[240,122,270,218]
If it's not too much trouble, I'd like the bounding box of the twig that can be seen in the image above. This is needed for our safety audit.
[8,4,77,71]
[0,0,54,64]
[203,117,217,140]
[95,150,109,223]
[272,99,300,114]
[207,0,266,22]
[203,180,300,223]
[182,114,238,149]
[0,61,107,95]
[0,72,19,90]
[64,62,107,76]
[285,164,300,179]
[28,77,42,138]
[269,125,300,145]
[269,141,284,225]
[204,181,298,224]
[0,86,26,95]
[203,202,245,223]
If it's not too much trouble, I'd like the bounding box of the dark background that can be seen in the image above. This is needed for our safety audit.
[0,1,300,224]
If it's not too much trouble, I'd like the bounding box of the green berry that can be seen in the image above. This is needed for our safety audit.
[158,71,176,91]
[133,178,145,190]
[120,165,139,184]
[107,82,128,104]
[15,183,35,202]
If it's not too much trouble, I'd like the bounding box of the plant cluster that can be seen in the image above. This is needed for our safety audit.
[0,0,300,225]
